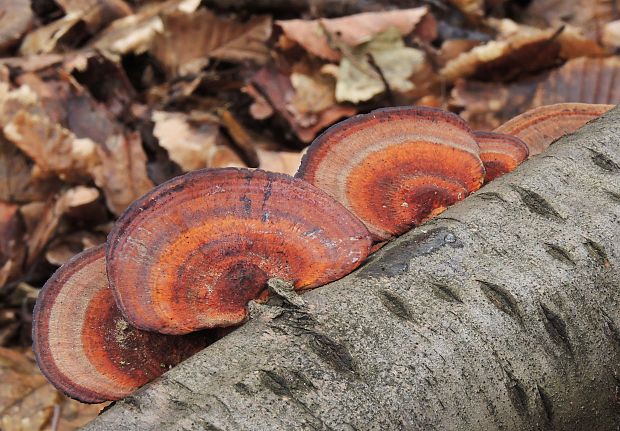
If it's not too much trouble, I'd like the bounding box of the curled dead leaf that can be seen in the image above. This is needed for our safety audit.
[257,148,303,175]
[151,9,271,77]
[0,347,104,431]
[0,0,34,54]
[452,56,620,130]
[441,23,604,82]
[336,28,426,103]
[152,110,220,171]
[276,7,428,61]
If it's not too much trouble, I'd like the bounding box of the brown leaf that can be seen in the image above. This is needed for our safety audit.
[441,23,605,82]
[452,56,620,130]
[523,0,620,41]
[276,7,428,61]
[448,0,484,19]
[0,84,99,182]
[18,14,84,56]
[91,131,154,214]
[152,110,220,171]
[251,66,356,143]
[207,145,245,169]
[151,9,271,77]
[90,0,202,55]
[67,53,137,117]
[0,202,24,288]
[603,20,620,49]
[257,149,303,176]
[335,27,426,103]
[0,202,21,263]
[0,133,58,203]
[290,71,337,116]
[0,79,153,214]
[55,0,132,33]
[45,230,106,266]
[0,0,34,54]
[243,84,274,120]
[0,347,104,431]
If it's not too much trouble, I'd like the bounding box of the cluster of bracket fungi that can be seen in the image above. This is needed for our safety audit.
[32,103,613,403]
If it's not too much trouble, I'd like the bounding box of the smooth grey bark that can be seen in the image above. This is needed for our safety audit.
[87,107,620,430]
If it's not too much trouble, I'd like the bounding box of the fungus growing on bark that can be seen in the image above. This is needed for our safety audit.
[295,106,485,240]
[494,103,614,156]
[474,131,529,182]
[32,245,209,403]
[107,168,372,335]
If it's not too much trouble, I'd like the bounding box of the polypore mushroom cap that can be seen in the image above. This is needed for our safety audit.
[494,103,614,156]
[32,245,209,403]
[295,106,485,240]
[474,131,529,182]
[107,168,372,334]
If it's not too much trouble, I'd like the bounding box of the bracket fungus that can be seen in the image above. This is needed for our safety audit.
[494,103,614,156]
[474,131,529,182]
[32,245,209,403]
[107,168,372,335]
[296,106,485,240]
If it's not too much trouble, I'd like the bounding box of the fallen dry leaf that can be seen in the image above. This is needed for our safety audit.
[257,148,303,176]
[0,0,34,54]
[54,0,132,34]
[45,230,105,266]
[0,202,22,263]
[0,347,104,431]
[207,145,245,168]
[441,23,604,82]
[336,28,426,103]
[603,20,620,48]
[91,131,153,214]
[18,14,84,56]
[250,66,356,143]
[0,202,25,288]
[0,79,153,214]
[0,84,99,182]
[276,7,428,61]
[0,133,59,203]
[448,0,484,20]
[151,9,271,77]
[90,0,202,55]
[452,56,620,130]
[523,0,620,41]
[290,71,337,117]
[244,84,273,120]
[152,110,220,171]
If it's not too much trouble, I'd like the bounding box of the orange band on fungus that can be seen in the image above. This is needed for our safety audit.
[296,106,485,240]
[32,246,209,403]
[494,103,614,156]
[474,131,529,182]
[106,168,372,335]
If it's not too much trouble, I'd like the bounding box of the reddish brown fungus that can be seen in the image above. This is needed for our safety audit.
[106,168,372,335]
[474,131,529,182]
[494,103,614,156]
[296,106,485,240]
[32,245,209,403]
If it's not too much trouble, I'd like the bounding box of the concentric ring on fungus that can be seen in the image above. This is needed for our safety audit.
[474,131,529,182]
[296,106,485,241]
[494,103,614,156]
[107,168,372,335]
[32,245,209,403]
